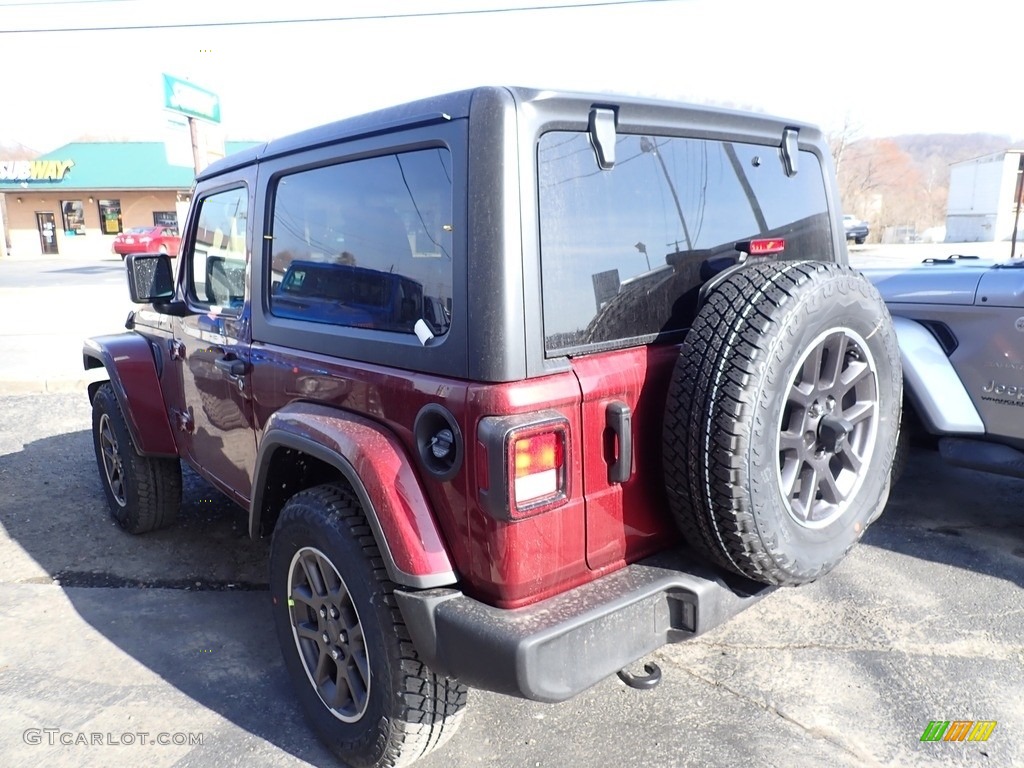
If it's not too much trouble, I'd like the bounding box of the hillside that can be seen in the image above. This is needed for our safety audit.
[0,140,38,160]
[835,132,1021,241]
[893,133,1019,167]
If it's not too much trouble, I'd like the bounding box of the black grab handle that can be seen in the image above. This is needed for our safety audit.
[606,401,633,484]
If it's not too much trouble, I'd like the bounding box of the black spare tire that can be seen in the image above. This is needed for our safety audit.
[662,260,901,586]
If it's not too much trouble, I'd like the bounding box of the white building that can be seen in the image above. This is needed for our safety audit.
[945,149,1024,242]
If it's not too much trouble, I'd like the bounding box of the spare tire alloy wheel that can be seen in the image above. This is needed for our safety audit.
[270,484,466,767]
[662,261,901,586]
[777,326,879,529]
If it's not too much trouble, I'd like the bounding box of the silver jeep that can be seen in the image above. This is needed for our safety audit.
[863,254,1024,478]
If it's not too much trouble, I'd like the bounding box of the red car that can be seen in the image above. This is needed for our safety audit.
[112,226,180,257]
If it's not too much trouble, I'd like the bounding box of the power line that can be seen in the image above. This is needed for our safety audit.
[0,0,140,7]
[0,0,681,34]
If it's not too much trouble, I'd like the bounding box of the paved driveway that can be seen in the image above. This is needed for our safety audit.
[1,244,1022,767]
[0,392,1021,768]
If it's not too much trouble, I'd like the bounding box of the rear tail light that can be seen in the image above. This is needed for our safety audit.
[478,413,570,521]
[513,431,565,507]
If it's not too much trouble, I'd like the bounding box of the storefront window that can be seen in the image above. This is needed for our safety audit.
[98,199,122,235]
[61,200,85,235]
[153,210,178,228]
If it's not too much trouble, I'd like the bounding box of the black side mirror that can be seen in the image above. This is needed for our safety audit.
[125,253,175,303]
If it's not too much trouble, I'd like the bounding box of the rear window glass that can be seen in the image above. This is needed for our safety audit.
[538,132,833,354]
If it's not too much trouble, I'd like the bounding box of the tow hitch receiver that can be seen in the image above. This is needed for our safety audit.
[617,661,662,690]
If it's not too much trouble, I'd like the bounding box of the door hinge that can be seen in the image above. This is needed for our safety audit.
[589,106,617,170]
[170,407,194,434]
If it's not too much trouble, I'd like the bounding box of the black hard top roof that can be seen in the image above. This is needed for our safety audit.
[197,85,817,182]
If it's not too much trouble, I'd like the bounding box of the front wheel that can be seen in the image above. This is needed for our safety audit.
[91,383,181,533]
[270,484,466,767]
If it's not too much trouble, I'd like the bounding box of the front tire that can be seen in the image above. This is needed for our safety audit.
[270,484,466,767]
[91,382,181,533]
[663,261,901,586]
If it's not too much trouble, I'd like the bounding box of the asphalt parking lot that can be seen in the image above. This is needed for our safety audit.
[1,245,1022,767]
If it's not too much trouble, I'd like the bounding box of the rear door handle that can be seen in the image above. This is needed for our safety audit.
[606,401,633,484]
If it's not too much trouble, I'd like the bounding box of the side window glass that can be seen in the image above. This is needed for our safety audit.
[186,187,248,311]
[268,148,453,336]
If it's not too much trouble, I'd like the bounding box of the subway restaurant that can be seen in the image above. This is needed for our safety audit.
[0,141,255,258]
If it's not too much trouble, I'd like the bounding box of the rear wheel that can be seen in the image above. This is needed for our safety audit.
[663,261,901,586]
[91,383,181,533]
[270,483,466,767]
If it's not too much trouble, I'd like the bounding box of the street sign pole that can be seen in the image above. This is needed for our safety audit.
[188,116,202,177]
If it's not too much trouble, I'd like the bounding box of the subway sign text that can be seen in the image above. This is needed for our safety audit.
[0,160,75,182]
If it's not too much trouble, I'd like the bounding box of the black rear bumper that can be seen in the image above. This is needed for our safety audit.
[395,551,772,703]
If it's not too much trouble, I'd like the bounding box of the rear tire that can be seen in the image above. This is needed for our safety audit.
[270,483,466,767]
[91,383,181,533]
[663,261,901,586]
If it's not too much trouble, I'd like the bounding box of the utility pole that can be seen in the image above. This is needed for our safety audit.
[640,136,693,251]
[1011,153,1023,259]
[188,116,202,178]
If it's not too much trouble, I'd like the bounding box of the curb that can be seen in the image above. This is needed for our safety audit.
[1,377,100,396]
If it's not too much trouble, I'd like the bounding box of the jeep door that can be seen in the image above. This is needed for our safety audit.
[960,263,1024,442]
[172,178,257,504]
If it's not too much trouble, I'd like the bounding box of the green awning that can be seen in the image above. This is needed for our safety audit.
[0,141,259,191]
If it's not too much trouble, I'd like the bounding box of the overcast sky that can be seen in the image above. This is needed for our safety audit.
[0,0,1019,153]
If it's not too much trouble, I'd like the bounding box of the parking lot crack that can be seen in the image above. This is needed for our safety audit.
[50,570,268,591]
[680,666,881,766]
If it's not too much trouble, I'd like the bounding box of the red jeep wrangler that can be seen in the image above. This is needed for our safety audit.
[84,86,901,767]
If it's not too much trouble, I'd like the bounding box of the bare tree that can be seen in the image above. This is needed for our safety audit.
[827,113,863,178]
[836,139,926,241]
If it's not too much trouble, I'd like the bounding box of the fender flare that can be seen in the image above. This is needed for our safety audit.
[252,402,457,589]
[893,316,985,435]
[83,335,178,456]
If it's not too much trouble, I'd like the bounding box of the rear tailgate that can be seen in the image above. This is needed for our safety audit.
[571,345,680,570]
